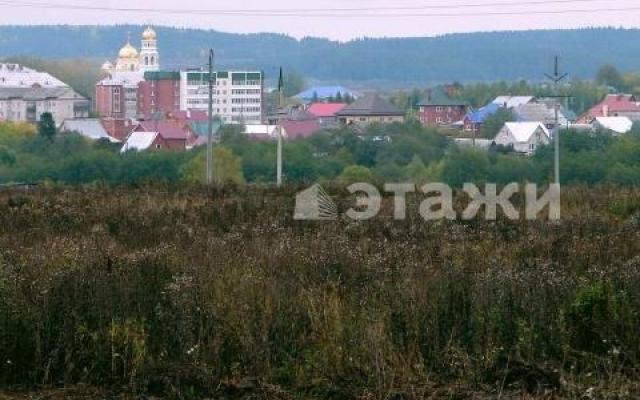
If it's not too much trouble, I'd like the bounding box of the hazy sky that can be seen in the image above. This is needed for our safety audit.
[0,0,639,40]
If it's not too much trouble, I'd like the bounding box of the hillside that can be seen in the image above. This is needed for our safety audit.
[0,25,639,85]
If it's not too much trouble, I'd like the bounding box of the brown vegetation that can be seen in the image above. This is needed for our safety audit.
[0,185,639,399]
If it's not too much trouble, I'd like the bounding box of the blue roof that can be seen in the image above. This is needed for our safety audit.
[296,86,357,102]
[466,103,500,124]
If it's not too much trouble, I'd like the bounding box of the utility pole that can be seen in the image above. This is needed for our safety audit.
[276,67,284,187]
[545,56,568,186]
[206,49,214,185]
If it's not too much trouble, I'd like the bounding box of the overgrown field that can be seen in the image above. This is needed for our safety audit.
[1,185,640,399]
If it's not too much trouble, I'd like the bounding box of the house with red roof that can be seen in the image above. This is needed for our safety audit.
[307,102,347,128]
[578,94,640,123]
[131,119,198,150]
[282,120,321,139]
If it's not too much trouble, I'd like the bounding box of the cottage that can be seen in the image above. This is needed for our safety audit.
[307,102,347,128]
[513,103,569,129]
[132,120,198,149]
[417,98,468,126]
[493,122,550,155]
[121,131,167,153]
[463,103,501,133]
[336,95,405,126]
[593,116,633,135]
[61,119,120,143]
[578,94,640,123]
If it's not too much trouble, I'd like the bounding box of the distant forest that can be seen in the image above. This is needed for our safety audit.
[1,25,640,85]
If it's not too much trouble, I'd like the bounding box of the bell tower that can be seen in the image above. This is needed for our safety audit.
[139,26,160,72]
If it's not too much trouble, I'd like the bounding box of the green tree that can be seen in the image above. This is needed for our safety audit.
[182,146,245,186]
[596,64,625,91]
[38,112,56,141]
[480,108,514,139]
[338,165,374,184]
[0,145,16,166]
[283,70,306,97]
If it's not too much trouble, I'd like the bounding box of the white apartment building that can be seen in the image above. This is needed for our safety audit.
[0,86,89,123]
[179,70,264,124]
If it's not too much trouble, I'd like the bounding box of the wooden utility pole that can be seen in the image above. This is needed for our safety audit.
[206,49,214,185]
[545,56,568,186]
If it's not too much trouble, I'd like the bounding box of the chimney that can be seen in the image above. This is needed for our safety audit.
[603,105,609,117]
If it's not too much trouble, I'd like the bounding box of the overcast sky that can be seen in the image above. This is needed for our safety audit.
[0,0,639,40]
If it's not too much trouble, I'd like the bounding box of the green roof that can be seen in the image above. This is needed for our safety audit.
[144,71,180,81]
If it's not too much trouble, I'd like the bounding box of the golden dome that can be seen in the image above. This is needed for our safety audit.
[118,42,139,59]
[142,26,156,40]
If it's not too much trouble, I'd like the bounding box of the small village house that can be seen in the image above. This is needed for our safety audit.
[417,97,468,126]
[578,94,640,123]
[592,116,633,135]
[493,122,550,155]
[336,94,405,126]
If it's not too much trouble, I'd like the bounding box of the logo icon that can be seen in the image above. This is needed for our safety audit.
[294,184,338,220]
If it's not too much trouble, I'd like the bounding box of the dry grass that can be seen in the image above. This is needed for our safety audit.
[0,185,639,399]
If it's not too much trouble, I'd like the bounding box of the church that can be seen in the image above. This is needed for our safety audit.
[101,26,160,73]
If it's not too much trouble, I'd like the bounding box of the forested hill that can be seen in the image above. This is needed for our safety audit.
[1,25,639,84]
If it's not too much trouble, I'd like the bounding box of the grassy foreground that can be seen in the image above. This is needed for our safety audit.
[0,185,639,399]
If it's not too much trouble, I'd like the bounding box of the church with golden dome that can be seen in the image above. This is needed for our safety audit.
[101,26,160,74]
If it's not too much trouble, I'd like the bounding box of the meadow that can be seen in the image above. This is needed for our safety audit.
[0,184,639,399]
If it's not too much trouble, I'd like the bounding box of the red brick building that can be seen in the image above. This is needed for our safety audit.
[137,71,181,117]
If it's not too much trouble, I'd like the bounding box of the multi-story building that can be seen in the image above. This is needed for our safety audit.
[179,69,264,124]
[0,63,88,123]
[95,71,144,120]
[137,71,181,117]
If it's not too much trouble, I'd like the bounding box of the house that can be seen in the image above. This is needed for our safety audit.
[336,95,405,125]
[295,86,358,103]
[243,124,279,140]
[593,116,633,135]
[494,122,550,155]
[463,103,501,133]
[578,94,640,123]
[121,131,168,152]
[307,102,347,128]
[513,103,569,129]
[417,98,468,126]
[281,120,321,139]
[61,119,120,143]
[492,96,536,109]
[132,120,198,149]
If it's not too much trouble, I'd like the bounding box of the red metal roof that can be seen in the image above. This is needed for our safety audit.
[581,94,640,120]
[307,102,347,118]
[136,121,190,140]
[282,120,322,139]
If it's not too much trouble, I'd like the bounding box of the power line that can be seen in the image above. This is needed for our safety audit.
[0,0,639,18]
[0,0,616,14]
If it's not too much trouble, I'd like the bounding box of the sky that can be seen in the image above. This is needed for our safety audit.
[0,0,639,40]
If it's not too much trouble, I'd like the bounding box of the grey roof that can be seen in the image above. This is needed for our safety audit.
[514,103,568,126]
[0,86,85,101]
[336,94,404,117]
[61,119,119,142]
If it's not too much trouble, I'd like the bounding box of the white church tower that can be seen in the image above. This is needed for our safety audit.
[139,26,160,73]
